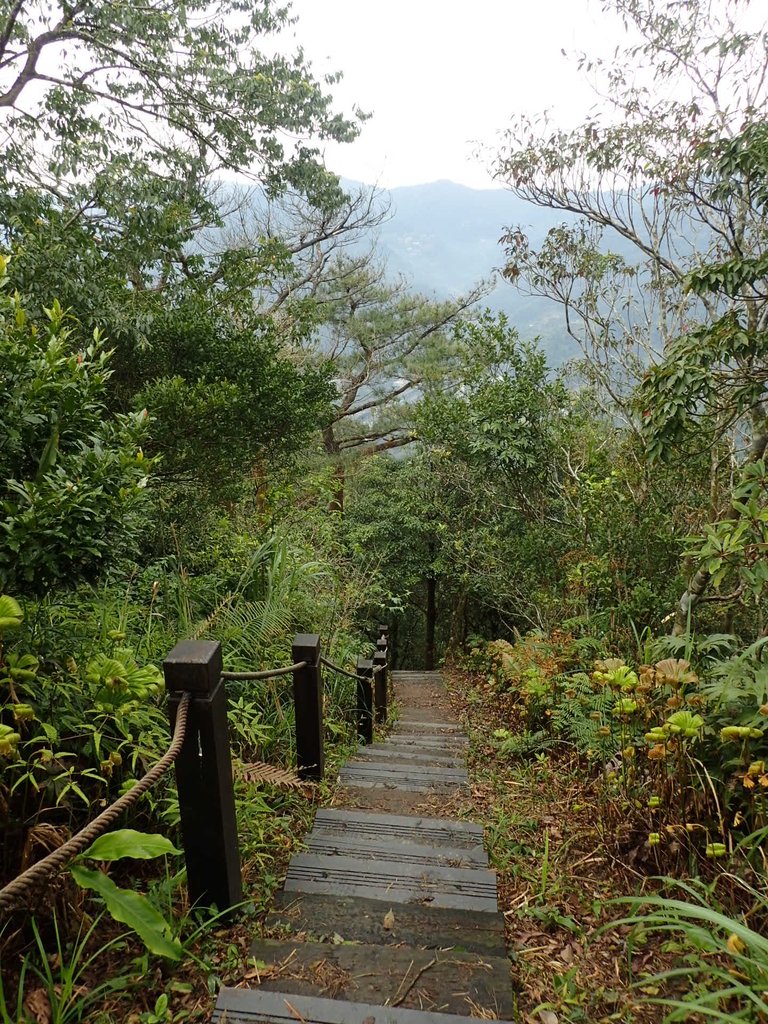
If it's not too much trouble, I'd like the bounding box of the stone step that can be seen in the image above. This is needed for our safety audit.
[214,987,514,1023]
[242,939,515,1018]
[284,853,497,913]
[268,892,507,955]
[355,745,464,767]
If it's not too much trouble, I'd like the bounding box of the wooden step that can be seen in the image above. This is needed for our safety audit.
[310,810,484,849]
[391,727,465,739]
[380,734,468,748]
[244,938,516,1017]
[303,835,486,870]
[342,761,468,782]
[390,707,457,723]
[268,891,507,955]
[284,853,497,912]
[338,764,467,793]
[391,671,444,678]
[214,987,514,1023]
[355,746,464,767]
[395,721,463,732]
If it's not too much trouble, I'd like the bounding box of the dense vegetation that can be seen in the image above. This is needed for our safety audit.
[2,0,768,1020]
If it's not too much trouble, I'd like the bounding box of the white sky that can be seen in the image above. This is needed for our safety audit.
[286,0,620,189]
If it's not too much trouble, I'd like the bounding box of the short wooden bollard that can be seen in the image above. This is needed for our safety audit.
[164,640,242,913]
[356,658,374,744]
[291,634,324,781]
[373,640,387,724]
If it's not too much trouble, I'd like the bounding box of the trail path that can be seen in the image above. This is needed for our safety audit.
[213,671,516,1023]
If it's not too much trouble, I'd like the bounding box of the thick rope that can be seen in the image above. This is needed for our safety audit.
[320,656,386,682]
[0,692,192,916]
[220,661,307,681]
[319,655,363,681]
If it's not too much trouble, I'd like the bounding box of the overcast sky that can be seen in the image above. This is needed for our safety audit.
[286,0,620,189]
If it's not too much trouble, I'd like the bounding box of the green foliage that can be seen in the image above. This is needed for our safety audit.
[0,262,152,592]
[637,311,767,465]
[0,914,132,1024]
[0,0,358,214]
[0,594,22,631]
[70,865,182,960]
[125,304,334,510]
[614,878,768,1021]
[0,596,171,884]
[549,672,616,755]
[69,828,184,962]
[82,829,180,862]
[419,312,562,484]
[492,727,556,760]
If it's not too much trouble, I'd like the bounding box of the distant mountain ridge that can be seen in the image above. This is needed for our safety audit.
[353,178,577,365]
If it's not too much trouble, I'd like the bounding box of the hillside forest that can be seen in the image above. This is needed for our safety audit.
[2,0,768,1020]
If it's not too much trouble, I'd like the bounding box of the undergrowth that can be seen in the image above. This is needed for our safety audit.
[446,629,768,1023]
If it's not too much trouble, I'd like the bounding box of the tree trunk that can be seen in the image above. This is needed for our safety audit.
[672,566,713,636]
[450,589,467,650]
[672,408,768,635]
[425,574,436,670]
[322,425,344,513]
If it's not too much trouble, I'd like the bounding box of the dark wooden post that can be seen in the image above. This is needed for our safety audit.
[356,658,374,744]
[291,634,324,781]
[378,622,391,668]
[373,638,388,724]
[164,640,242,913]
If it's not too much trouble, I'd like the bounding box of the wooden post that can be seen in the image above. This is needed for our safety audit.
[291,634,324,781]
[373,638,388,724]
[378,622,391,668]
[164,640,242,913]
[356,658,374,744]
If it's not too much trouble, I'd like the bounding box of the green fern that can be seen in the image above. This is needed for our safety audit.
[550,672,615,753]
[497,729,557,760]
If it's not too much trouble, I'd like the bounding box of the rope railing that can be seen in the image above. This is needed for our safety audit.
[319,655,366,682]
[0,691,192,916]
[2,625,391,917]
[221,661,307,681]
[223,657,384,684]
[319,655,386,681]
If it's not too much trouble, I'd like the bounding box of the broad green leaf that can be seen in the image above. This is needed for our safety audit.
[83,828,181,862]
[70,865,182,960]
[0,595,23,631]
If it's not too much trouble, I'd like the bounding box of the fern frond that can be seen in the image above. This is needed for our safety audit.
[191,592,234,639]
[238,761,305,789]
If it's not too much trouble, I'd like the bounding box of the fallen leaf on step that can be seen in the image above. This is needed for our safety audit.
[538,1011,559,1024]
[383,908,395,930]
[331,932,344,945]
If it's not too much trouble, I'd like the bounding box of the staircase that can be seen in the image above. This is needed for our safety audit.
[212,670,515,1022]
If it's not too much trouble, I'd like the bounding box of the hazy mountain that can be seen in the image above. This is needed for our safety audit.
[365,179,577,365]
[213,176,640,368]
